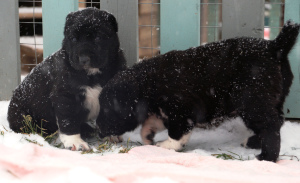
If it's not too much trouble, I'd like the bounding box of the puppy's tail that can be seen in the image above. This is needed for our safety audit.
[272,20,300,56]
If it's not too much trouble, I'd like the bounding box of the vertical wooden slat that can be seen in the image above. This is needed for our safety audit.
[42,0,78,58]
[222,0,265,39]
[0,0,20,100]
[101,0,138,66]
[101,0,118,17]
[160,0,200,54]
[79,0,86,8]
[283,0,300,118]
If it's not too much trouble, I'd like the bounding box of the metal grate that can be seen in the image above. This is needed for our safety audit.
[200,0,222,45]
[19,0,43,75]
[79,0,100,9]
[138,0,160,59]
[264,0,285,40]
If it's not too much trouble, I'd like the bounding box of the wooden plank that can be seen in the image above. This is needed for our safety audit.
[222,0,265,39]
[283,0,300,118]
[101,0,138,66]
[79,0,86,8]
[19,7,43,19]
[117,0,138,66]
[42,0,78,58]
[160,0,200,54]
[0,0,20,100]
[101,0,118,17]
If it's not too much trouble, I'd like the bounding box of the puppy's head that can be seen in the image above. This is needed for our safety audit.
[62,8,120,74]
[96,70,144,137]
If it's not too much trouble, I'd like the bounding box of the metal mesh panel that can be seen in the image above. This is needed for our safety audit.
[264,0,285,40]
[138,0,160,59]
[200,0,222,45]
[79,0,100,9]
[19,0,43,75]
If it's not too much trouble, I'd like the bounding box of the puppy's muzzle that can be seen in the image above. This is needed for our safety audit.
[79,55,91,66]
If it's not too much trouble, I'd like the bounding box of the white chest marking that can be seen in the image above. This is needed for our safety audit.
[87,68,102,75]
[81,85,102,120]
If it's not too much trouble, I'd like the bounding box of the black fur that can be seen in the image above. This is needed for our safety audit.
[8,8,126,149]
[97,21,299,162]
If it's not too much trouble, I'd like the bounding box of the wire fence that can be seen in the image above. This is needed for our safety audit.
[19,0,43,75]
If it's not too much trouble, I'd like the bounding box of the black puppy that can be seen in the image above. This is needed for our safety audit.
[97,21,299,162]
[8,8,126,150]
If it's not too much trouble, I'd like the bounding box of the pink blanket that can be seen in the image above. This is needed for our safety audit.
[0,144,300,183]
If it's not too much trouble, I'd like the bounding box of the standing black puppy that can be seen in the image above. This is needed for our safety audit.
[8,8,126,150]
[97,21,299,162]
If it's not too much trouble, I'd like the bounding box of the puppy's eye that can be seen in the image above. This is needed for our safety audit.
[71,37,77,42]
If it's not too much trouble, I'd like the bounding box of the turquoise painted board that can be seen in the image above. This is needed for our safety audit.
[42,0,78,58]
[160,0,200,54]
[283,0,300,118]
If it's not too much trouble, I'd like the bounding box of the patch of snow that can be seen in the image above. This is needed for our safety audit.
[1,100,300,182]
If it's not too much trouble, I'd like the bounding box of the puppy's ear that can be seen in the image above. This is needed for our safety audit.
[64,12,75,35]
[106,13,118,33]
[65,12,75,24]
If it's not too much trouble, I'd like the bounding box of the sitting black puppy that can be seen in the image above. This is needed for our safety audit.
[8,8,126,150]
[97,21,299,162]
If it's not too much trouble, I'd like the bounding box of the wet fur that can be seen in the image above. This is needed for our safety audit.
[97,21,299,162]
[8,8,126,149]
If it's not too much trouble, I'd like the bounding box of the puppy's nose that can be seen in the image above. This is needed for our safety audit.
[79,55,90,65]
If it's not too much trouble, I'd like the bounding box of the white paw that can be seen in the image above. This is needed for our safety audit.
[105,135,123,143]
[59,133,90,151]
[156,137,183,151]
[156,133,192,151]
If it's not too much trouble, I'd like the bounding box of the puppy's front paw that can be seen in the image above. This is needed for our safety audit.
[59,134,90,151]
[156,137,183,151]
[105,135,123,143]
[156,133,191,151]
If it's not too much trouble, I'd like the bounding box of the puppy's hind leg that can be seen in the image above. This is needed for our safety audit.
[242,133,262,149]
[241,106,283,162]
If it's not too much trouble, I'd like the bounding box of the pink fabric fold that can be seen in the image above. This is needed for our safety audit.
[0,144,299,183]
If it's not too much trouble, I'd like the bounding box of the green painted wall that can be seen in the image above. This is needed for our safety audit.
[42,0,78,58]
[160,0,200,54]
[283,0,300,118]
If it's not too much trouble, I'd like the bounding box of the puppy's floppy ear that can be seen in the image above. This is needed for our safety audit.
[65,12,74,22]
[64,12,75,34]
[106,13,118,33]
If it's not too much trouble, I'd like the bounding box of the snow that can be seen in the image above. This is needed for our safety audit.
[0,100,300,182]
